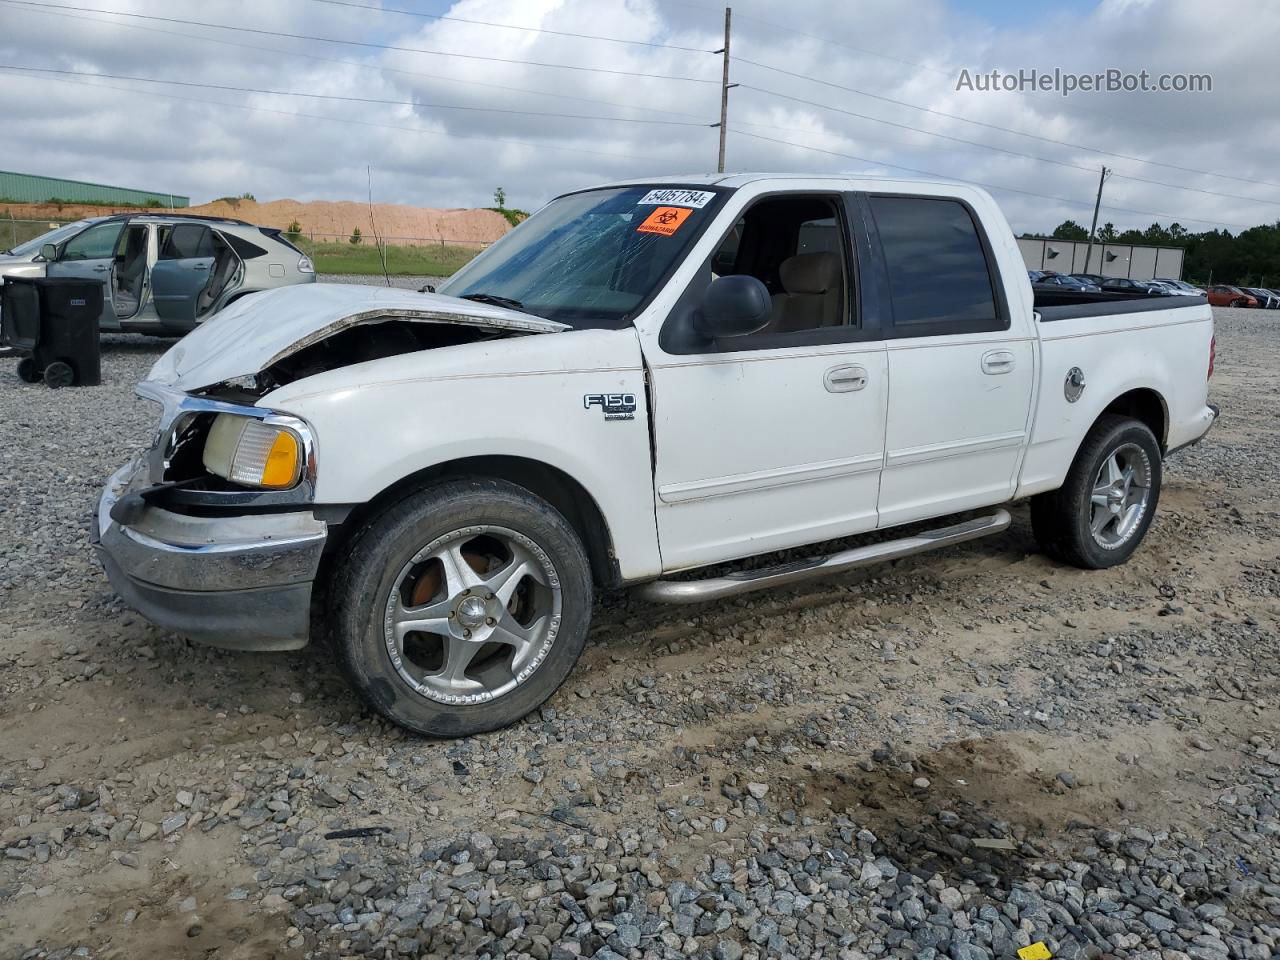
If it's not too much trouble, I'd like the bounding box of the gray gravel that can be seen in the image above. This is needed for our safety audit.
[1,305,1278,960]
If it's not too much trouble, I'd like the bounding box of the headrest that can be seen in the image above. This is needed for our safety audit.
[779,252,840,295]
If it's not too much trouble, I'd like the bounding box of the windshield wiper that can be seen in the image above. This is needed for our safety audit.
[459,292,524,311]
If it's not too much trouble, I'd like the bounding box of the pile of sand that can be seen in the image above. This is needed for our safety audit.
[186,198,513,248]
[3,198,514,248]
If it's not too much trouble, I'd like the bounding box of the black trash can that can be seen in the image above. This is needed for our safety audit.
[1,276,103,388]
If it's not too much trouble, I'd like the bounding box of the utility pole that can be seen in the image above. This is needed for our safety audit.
[716,7,734,173]
[1084,166,1111,274]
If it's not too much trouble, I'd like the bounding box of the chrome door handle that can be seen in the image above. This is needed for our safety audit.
[981,350,1016,375]
[825,364,868,393]
[93,265,109,272]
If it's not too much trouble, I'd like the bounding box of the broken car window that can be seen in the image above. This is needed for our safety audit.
[438,186,722,329]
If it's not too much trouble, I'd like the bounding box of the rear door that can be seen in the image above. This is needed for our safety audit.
[45,220,125,327]
[860,194,1035,528]
[151,223,215,326]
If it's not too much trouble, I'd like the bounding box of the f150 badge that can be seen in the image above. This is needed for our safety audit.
[584,393,637,421]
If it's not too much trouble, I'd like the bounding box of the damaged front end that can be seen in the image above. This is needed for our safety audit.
[95,285,568,650]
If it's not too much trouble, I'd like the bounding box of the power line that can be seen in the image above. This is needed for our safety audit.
[0,0,721,84]
[737,85,1280,209]
[728,128,1257,230]
[731,55,1280,192]
[1,1,712,123]
[0,68,667,165]
[0,65,715,127]
[303,0,714,53]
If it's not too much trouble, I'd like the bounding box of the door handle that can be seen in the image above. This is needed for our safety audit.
[192,264,208,271]
[824,364,868,393]
[981,350,1016,375]
[93,265,109,272]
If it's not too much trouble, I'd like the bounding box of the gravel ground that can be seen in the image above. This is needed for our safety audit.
[1,302,1278,960]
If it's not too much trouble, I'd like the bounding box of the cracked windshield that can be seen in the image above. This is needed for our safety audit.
[438,185,720,328]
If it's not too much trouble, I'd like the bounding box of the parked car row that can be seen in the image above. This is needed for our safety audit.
[1206,284,1280,308]
[1027,270,1208,297]
[0,214,316,335]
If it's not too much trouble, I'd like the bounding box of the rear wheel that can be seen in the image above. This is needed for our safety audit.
[332,478,593,737]
[1031,415,1161,569]
[43,361,74,389]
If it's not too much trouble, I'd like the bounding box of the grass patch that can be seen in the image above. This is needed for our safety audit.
[302,241,482,277]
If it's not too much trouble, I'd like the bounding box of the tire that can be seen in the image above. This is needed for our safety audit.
[44,360,74,389]
[332,478,593,737]
[1230,298,1246,308]
[1030,415,1162,570]
[16,358,39,383]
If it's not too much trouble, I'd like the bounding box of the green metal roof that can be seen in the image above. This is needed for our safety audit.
[0,170,189,207]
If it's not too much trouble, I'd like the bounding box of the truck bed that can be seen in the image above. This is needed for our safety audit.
[1034,287,1207,321]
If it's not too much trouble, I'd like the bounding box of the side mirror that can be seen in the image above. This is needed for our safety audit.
[694,275,771,339]
[39,243,57,262]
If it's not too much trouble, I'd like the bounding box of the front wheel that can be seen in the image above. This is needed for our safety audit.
[1031,415,1162,569]
[332,478,593,737]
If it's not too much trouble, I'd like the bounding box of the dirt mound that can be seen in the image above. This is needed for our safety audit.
[2,198,514,248]
[186,197,512,247]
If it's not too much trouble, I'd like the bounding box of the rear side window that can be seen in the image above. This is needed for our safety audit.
[867,196,1002,335]
[160,224,214,260]
[224,233,267,259]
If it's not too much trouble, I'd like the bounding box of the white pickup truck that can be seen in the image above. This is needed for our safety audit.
[94,175,1219,737]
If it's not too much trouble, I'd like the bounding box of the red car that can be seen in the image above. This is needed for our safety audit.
[1206,285,1258,307]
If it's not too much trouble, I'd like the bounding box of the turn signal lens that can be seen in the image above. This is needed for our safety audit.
[203,415,304,489]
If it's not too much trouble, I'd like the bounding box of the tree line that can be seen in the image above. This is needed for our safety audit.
[1032,219,1280,285]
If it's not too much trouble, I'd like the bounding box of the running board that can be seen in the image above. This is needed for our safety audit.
[637,510,1012,605]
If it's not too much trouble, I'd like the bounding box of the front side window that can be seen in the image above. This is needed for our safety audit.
[706,195,851,338]
[438,186,723,328]
[868,196,1001,334]
[60,221,125,261]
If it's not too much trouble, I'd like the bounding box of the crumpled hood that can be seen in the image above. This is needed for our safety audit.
[147,283,566,390]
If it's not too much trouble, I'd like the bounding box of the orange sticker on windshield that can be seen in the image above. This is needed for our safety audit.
[637,206,693,236]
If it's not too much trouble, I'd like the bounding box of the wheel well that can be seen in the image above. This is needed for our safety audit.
[1100,388,1168,450]
[326,456,620,588]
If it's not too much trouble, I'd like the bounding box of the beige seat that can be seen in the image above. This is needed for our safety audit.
[762,252,842,335]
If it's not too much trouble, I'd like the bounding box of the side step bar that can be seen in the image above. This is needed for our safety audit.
[637,509,1011,605]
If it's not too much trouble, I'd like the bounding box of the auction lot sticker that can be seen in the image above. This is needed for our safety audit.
[637,206,694,236]
[637,188,716,208]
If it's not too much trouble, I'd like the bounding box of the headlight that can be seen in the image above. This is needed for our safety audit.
[297,255,315,274]
[203,415,305,489]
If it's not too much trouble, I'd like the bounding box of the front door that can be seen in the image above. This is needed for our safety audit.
[151,223,215,326]
[45,219,125,328]
[860,194,1036,528]
[648,193,888,572]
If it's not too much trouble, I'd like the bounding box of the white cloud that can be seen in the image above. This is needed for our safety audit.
[1,0,1277,235]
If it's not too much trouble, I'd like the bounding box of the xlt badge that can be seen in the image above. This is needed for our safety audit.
[584,393,636,421]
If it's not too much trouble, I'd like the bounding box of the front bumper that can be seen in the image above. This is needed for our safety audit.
[92,458,327,651]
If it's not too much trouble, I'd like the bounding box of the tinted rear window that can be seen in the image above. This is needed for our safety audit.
[868,196,1000,333]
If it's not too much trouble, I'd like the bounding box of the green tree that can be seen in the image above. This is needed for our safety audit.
[1050,219,1089,241]
[1097,222,1117,242]
[493,187,506,210]
[349,226,363,246]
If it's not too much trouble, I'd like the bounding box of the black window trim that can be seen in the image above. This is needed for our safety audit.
[856,191,1011,340]
[658,190,877,355]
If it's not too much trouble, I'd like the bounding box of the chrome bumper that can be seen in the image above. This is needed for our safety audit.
[92,458,327,650]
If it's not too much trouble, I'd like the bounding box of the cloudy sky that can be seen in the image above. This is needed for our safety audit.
[2,0,1278,236]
